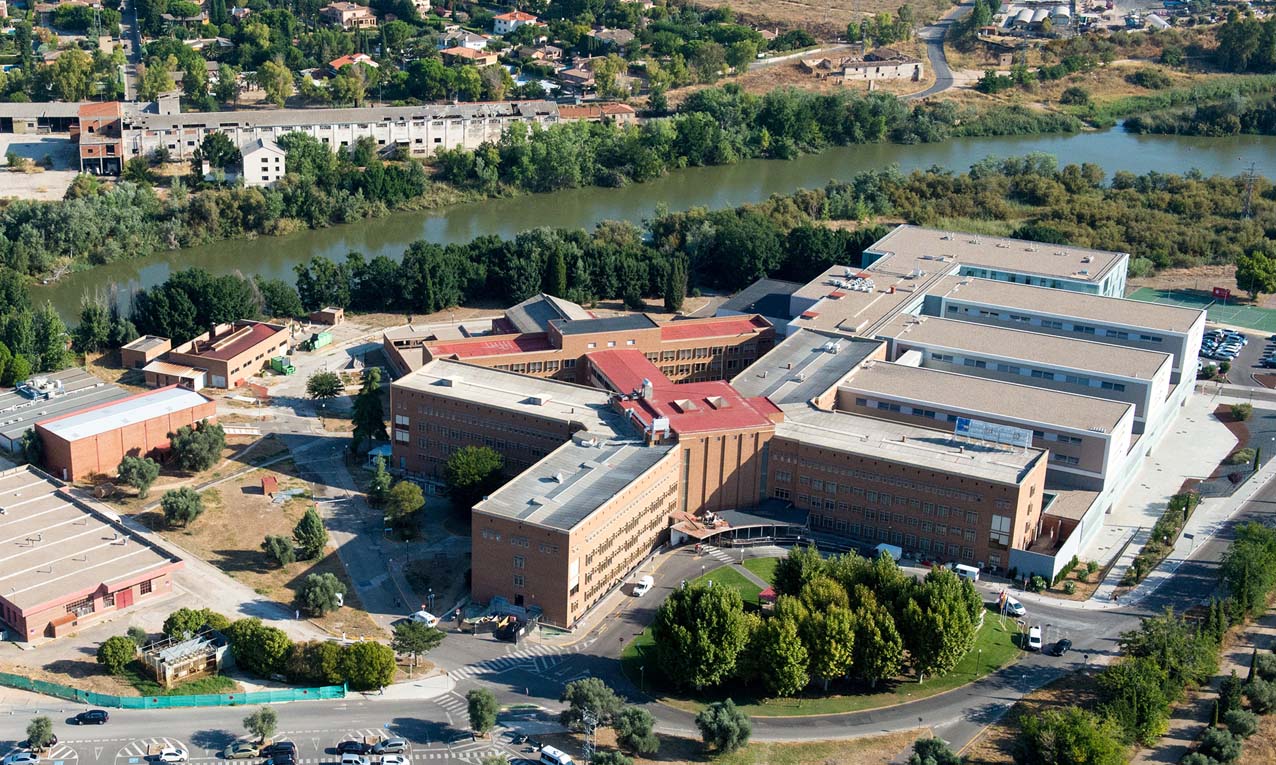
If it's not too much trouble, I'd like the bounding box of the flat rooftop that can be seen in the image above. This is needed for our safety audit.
[788,265,940,336]
[554,314,659,336]
[865,225,1127,283]
[876,314,1172,380]
[776,406,1045,486]
[475,439,676,531]
[0,467,181,611]
[731,329,883,406]
[931,276,1204,334]
[718,278,803,320]
[0,370,129,446]
[427,333,555,359]
[659,315,771,342]
[504,294,592,334]
[840,361,1134,434]
[122,335,169,353]
[395,359,623,433]
[39,387,212,442]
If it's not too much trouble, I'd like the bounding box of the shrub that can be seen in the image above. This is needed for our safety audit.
[1220,671,1244,717]
[126,626,149,646]
[1180,754,1216,765]
[1224,708,1258,738]
[1126,69,1173,89]
[1063,581,1077,595]
[1060,86,1091,105]
[1232,403,1253,421]
[1256,652,1276,682]
[262,535,296,567]
[96,635,137,674]
[161,487,203,527]
[1246,677,1276,714]
[1220,361,1232,375]
[1227,448,1256,466]
[1197,727,1242,763]
[615,706,659,755]
[695,699,751,753]
[1027,574,1047,592]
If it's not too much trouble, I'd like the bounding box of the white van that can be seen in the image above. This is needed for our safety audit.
[954,563,980,582]
[632,575,654,597]
[1027,625,1043,652]
[540,746,576,765]
[1004,595,1026,617]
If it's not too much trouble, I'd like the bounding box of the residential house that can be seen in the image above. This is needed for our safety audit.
[75,101,123,175]
[588,27,635,48]
[492,9,537,34]
[558,102,637,126]
[322,1,377,29]
[558,67,595,91]
[160,9,209,30]
[840,47,923,82]
[229,5,250,20]
[441,46,499,66]
[515,43,562,62]
[185,37,233,52]
[440,27,491,50]
[329,52,379,72]
[240,137,286,188]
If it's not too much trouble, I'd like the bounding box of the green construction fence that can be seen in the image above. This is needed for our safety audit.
[0,672,344,708]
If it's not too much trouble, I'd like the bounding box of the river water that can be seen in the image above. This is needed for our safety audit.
[33,126,1276,319]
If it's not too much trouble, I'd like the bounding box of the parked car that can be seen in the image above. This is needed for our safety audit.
[261,743,297,760]
[336,742,372,756]
[222,743,260,759]
[408,610,438,627]
[1027,625,1043,651]
[74,709,109,725]
[1004,595,1026,617]
[1053,638,1073,656]
[266,756,296,765]
[3,753,39,765]
[631,575,654,597]
[380,756,409,765]
[371,739,409,755]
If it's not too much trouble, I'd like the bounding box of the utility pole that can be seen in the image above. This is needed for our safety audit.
[1244,162,1257,219]
[581,710,598,765]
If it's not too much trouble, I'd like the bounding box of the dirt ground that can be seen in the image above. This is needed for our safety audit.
[1128,264,1237,293]
[962,672,1104,764]
[130,461,384,639]
[535,726,927,765]
[690,0,951,36]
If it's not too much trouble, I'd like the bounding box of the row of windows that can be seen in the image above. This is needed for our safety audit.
[946,303,1165,344]
[929,351,1129,393]
[810,515,979,560]
[770,452,988,503]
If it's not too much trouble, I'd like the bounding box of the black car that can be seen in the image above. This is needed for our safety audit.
[260,743,297,760]
[74,709,110,725]
[1053,638,1073,657]
[336,742,371,756]
[265,756,296,765]
[20,735,58,748]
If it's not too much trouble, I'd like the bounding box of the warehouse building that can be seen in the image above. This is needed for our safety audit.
[36,386,217,481]
[166,321,289,388]
[0,466,183,641]
[0,370,129,455]
[119,335,173,369]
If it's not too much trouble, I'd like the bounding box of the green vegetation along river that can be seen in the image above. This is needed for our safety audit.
[33,126,1276,319]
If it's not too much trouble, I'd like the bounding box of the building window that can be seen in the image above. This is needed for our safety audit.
[104,592,116,607]
[990,514,1011,547]
[774,487,791,500]
[513,575,525,587]
[140,580,153,595]
[513,555,525,570]
[65,595,94,616]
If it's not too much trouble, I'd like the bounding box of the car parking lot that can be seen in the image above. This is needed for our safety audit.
[1199,327,1276,378]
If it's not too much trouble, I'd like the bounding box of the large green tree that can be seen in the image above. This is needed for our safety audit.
[560,677,623,729]
[226,618,293,677]
[293,507,329,560]
[850,586,905,688]
[444,445,505,512]
[652,582,748,689]
[803,607,856,690]
[467,688,499,736]
[161,487,204,528]
[391,620,445,672]
[1014,707,1127,765]
[1097,656,1172,745]
[96,634,137,674]
[339,641,396,691]
[1236,244,1276,298]
[350,367,387,453]
[773,545,826,596]
[750,615,810,696]
[117,455,160,498]
[899,569,979,681]
[306,370,343,400]
[299,572,346,616]
[169,421,226,472]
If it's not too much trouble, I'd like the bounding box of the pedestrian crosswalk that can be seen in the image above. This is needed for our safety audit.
[448,642,568,680]
[432,690,469,718]
[116,738,187,761]
[701,544,734,563]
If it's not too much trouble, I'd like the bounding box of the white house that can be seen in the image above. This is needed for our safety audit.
[240,138,286,188]
[493,10,537,34]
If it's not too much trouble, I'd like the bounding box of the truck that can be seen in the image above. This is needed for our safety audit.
[301,331,333,352]
[270,356,295,375]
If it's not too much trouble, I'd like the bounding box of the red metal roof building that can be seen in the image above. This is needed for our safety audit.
[166,321,289,388]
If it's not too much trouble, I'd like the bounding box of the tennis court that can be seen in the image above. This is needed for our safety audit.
[1127,287,1276,333]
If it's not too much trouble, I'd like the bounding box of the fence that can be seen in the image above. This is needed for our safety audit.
[0,672,344,708]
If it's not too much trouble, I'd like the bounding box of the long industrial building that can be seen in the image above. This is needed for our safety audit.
[388,225,1206,628]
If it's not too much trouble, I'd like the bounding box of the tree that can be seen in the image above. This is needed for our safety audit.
[127,626,149,646]
[1224,708,1258,738]
[774,545,826,596]
[1222,522,1276,615]
[591,754,632,765]
[122,157,156,185]
[74,295,112,353]
[392,620,445,672]
[163,607,228,637]
[695,699,751,753]
[96,634,137,674]
[243,707,278,743]
[32,301,69,371]
[1059,86,1091,106]
[1013,706,1126,765]
[293,507,329,559]
[367,457,392,507]
[1236,245,1276,298]
[909,737,962,765]
[1097,656,1171,745]
[306,370,343,400]
[900,569,980,681]
[652,583,749,690]
[262,535,296,567]
[561,677,623,729]
[351,367,387,453]
[18,428,42,467]
[545,249,569,297]
[255,277,303,318]
[851,586,905,688]
[749,615,810,696]
[300,572,346,616]
[25,717,54,750]
[199,132,241,171]
[257,59,295,107]
[161,487,204,528]
[804,607,856,690]
[1118,608,1217,691]
[663,258,686,313]
[1197,727,1242,763]
[117,455,161,498]
[169,421,226,472]
[338,640,396,691]
[225,618,293,678]
[444,446,505,512]
[615,706,658,755]
[385,480,424,525]
[467,687,499,736]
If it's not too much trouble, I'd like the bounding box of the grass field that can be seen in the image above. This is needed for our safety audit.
[622,570,1022,717]
[121,662,240,696]
[704,566,765,605]
[1128,287,1276,333]
[742,556,780,584]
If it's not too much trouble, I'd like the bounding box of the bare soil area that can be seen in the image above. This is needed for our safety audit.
[689,0,951,36]
[534,727,926,765]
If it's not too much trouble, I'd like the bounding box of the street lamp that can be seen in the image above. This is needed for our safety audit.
[427,588,435,612]
[639,665,645,692]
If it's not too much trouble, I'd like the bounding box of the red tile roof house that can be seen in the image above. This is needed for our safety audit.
[0,466,183,642]
[164,321,290,389]
[493,9,537,34]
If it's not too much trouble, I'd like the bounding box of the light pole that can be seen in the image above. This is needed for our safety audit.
[427,588,435,613]
[639,665,645,692]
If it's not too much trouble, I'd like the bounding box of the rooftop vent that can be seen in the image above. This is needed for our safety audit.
[528,394,553,406]
[706,396,730,410]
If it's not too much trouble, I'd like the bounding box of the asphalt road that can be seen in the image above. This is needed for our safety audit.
[6,469,1274,763]
[907,3,970,100]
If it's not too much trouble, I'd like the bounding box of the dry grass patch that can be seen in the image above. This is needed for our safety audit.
[533,727,924,765]
[690,0,950,36]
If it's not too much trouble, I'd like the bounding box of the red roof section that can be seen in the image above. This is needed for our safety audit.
[495,10,537,19]
[587,350,779,436]
[428,333,554,359]
[196,323,285,361]
[659,315,770,342]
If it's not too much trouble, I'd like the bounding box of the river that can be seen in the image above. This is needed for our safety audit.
[32,126,1276,319]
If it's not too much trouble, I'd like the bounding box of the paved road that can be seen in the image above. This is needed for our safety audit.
[908,3,972,100]
[6,409,1271,761]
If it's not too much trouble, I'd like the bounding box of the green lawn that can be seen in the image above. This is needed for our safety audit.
[121,662,239,697]
[623,609,1021,717]
[742,556,779,585]
[703,566,764,606]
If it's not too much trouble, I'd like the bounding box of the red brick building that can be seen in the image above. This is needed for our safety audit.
[166,321,290,388]
[36,386,217,481]
[75,101,124,175]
